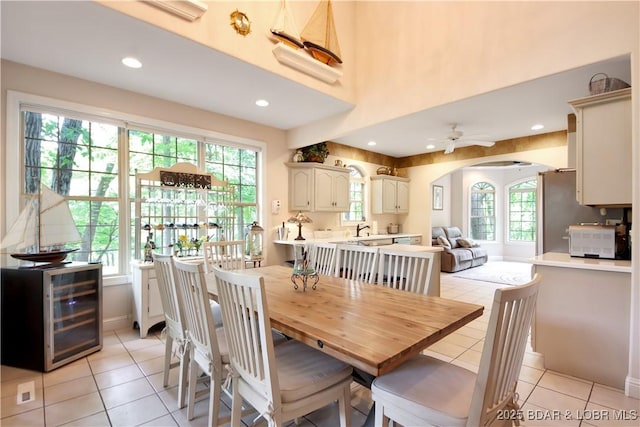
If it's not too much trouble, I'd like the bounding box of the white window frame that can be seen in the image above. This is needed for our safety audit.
[469,181,496,242]
[506,177,537,243]
[5,90,266,282]
[341,164,368,226]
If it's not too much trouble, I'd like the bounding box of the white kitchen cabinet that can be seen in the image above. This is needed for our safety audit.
[569,88,631,206]
[131,261,164,338]
[287,163,350,212]
[371,175,410,214]
[314,168,350,211]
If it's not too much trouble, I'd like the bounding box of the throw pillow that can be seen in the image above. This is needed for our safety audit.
[457,238,478,248]
[437,235,451,248]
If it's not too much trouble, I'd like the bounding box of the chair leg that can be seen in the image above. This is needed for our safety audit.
[177,348,189,409]
[163,335,173,387]
[187,351,198,421]
[374,403,389,427]
[339,384,351,427]
[230,379,243,427]
[209,370,222,427]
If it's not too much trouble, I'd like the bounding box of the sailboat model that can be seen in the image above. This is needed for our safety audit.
[300,0,342,65]
[1,185,80,264]
[270,0,304,49]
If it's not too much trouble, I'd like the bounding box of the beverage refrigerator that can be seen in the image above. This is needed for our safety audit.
[1,262,102,372]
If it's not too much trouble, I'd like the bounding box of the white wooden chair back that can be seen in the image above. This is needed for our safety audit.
[467,274,541,426]
[203,240,246,272]
[377,249,435,294]
[213,268,280,419]
[309,242,337,276]
[153,253,189,408]
[335,244,379,283]
[173,259,225,426]
[153,253,185,341]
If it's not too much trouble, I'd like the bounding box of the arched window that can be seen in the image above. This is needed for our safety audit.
[508,178,537,241]
[342,165,366,223]
[470,181,495,241]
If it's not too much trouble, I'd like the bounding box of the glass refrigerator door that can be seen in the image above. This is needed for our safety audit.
[48,267,101,368]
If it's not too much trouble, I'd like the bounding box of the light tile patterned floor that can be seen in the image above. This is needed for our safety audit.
[2,268,639,426]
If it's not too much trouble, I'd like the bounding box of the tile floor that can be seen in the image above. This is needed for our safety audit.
[2,267,639,426]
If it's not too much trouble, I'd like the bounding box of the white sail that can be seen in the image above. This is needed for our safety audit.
[0,197,37,250]
[300,0,342,64]
[39,186,81,247]
[270,0,304,48]
[0,185,80,252]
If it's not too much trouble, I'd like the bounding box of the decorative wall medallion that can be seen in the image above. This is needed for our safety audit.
[230,10,251,36]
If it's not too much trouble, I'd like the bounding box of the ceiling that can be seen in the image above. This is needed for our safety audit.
[1,1,632,158]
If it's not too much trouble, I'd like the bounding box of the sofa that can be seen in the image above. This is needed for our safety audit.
[431,226,488,273]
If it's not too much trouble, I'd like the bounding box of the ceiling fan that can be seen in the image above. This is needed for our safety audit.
[438,124,495,154]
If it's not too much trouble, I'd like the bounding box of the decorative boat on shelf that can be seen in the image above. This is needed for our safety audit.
[270,0,304,49]
[300,0,342,65]
[1,185,80,264]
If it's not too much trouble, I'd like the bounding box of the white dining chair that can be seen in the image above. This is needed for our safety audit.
[309,242,337,276]
[152,253,189,409]
[173,258,230,427]
[371,274,541,427]
[335,243,379,283]
[376,248,435,295]
[212,267,354,427]
[203,240,246,272]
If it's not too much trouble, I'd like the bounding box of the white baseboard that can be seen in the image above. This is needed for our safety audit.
[103,315,132,332]
[625,375,640,399]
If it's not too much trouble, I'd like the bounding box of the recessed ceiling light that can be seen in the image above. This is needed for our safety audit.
[426,144,436,149]
[255,99,269,107]
[121,57,142,69]
[531,124,544,131]
[367,141,377,146]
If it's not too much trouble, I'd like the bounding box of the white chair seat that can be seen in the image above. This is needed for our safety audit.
[275,340,353,403]
[210,300,223,327]
[372,355,475,427]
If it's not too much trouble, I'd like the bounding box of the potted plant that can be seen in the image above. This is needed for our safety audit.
[301,142,329,163]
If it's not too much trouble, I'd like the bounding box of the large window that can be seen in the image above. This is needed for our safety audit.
[342,166,365,223]
[470,181,495,241]
[15,100,261,277]
[22,111,121,271]
[508,179,537,241]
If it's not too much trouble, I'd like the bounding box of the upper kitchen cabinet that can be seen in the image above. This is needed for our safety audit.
[569,88,631,206]
[371,175,410,214]
[287,163,350,212]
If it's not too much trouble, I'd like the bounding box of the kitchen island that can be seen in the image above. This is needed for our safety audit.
[530,252,632,389]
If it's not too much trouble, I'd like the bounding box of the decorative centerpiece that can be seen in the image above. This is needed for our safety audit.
[290,245,318,291]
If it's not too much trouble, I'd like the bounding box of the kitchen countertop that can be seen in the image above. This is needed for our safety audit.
[274,233,422,246]
[530,252,631,273]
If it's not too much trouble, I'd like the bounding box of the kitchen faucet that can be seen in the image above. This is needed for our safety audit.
[356,223,370,237]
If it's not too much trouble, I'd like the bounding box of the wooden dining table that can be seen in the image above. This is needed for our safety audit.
[206,264,484,377]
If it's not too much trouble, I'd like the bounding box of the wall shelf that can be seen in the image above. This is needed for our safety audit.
[272,42,342,84]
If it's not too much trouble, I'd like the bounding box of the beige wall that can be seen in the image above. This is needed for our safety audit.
[289,1,639,147]
[98,0,357,105]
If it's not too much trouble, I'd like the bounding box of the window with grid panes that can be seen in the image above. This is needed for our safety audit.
[470,181,496,241]
[342,166,365,223]
[204,144,258,242]
[21,110,120,274]
[16,100,261,277]
[508,179,537,241]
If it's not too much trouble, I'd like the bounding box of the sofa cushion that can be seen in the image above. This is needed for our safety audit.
[437,236,451,248]
[456,238,478,248]
[444,226,463,248]
[451,248,474,262]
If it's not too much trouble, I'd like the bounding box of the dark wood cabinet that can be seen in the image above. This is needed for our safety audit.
[1,262,102,371]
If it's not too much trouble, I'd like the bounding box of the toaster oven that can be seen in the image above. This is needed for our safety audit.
[568,224,616,259]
